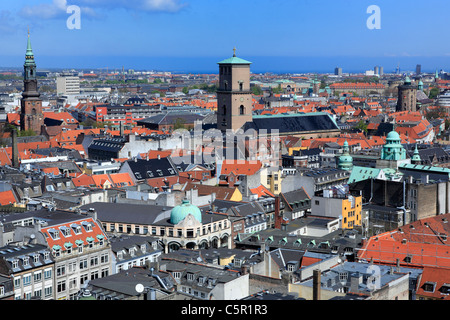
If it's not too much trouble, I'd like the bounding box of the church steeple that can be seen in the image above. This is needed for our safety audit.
[22,30,39,99]
[411,144,421,164]
[20,30,43,133]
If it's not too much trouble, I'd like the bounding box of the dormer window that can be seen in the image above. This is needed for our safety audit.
[33,255,39,264]
[43,251,50,261]
[12,259,18,269]
[187,273,195,281]
[52,245,61,257]
[60,226,71,237]
[48,229,60,240]
[286,263,296,272]
[23,256,29,266]
[423,282,436,293]
[129,247,135,256]
[82,221,93,232]
[207,278,215,288]
[140,244,146,253]
[71,224,82,234]
[440,284,450,294]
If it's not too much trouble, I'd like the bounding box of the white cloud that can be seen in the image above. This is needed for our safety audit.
[76,0,187,12]
[19,0,188,19]
[19,0,67,19]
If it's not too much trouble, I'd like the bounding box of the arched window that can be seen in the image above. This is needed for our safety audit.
[239,105,245,115]
[223,105,227,115]
[239,82,243,91]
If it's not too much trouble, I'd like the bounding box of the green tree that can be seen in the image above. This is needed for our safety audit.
[173,118,186,130]
[18,129,36,137]
[429,87,440,99]
[251,85,263,96]
[356,120,368,134]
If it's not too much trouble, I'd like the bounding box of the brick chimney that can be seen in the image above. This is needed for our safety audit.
[274,195,282,229]
[313,269,321,300]
[12,129,19,168]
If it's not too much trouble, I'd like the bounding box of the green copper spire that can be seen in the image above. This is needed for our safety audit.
[25,30,36,67]
[412,144,421,163]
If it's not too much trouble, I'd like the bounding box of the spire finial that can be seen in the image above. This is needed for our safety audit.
[233,47,236,57]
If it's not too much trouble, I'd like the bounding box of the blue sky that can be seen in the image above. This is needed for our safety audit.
[0,0,449,73]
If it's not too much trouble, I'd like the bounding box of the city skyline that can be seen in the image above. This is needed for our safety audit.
[0,0,449,73]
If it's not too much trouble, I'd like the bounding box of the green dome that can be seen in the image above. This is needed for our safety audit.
[170,199,202,224]
[386,130,400,141]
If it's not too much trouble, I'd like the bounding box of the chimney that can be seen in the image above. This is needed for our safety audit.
[274,195,282,229]
[119,121,124,136]
[12,129,19,168]
[313,269,321,301]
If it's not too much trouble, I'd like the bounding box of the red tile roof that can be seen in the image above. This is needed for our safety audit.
[357,213,450,269]
[41,217,106,253]
[416,267,450,300]
[0,190,17,206]
[220,160,262,176]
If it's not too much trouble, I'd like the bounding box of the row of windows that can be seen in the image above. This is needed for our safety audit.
[117,255,158,272]
[55,253,109,277]
[107,221,229,237]
[14,269,52,288]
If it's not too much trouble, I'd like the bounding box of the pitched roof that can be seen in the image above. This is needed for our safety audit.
[220,160,262,176]
[246,112,340,134]
[109,173,135,188]
[357,213,450,268]
[250,185,274,198]
[416,267,450,300]
[72,173,96,187]
[0,190,17,206]
[184,183,238,201]
[41,217,106,253]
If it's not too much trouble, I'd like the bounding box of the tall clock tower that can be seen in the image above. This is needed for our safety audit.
[20,31,43,134]
[216,48,253,132]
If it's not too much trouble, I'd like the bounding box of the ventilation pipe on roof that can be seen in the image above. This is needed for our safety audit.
[150,268,168,290]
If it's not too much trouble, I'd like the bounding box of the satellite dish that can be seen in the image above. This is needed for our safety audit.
[135,283,144,294]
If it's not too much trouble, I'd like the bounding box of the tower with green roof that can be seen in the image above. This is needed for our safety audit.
[216,48,253,132]
[338,140,353,171]
[396,75,417,112]
[411,144,421,164]
[376,130,411,169]
[20,30,43,134]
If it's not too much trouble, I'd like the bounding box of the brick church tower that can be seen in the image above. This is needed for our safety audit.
[396,76,417,112]
[20,31,43,134]
[216,48,253,132]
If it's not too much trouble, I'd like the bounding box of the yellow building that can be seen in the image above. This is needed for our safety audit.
[262,167,282,195]
[311,193,362,230]
[341,195,362,229]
